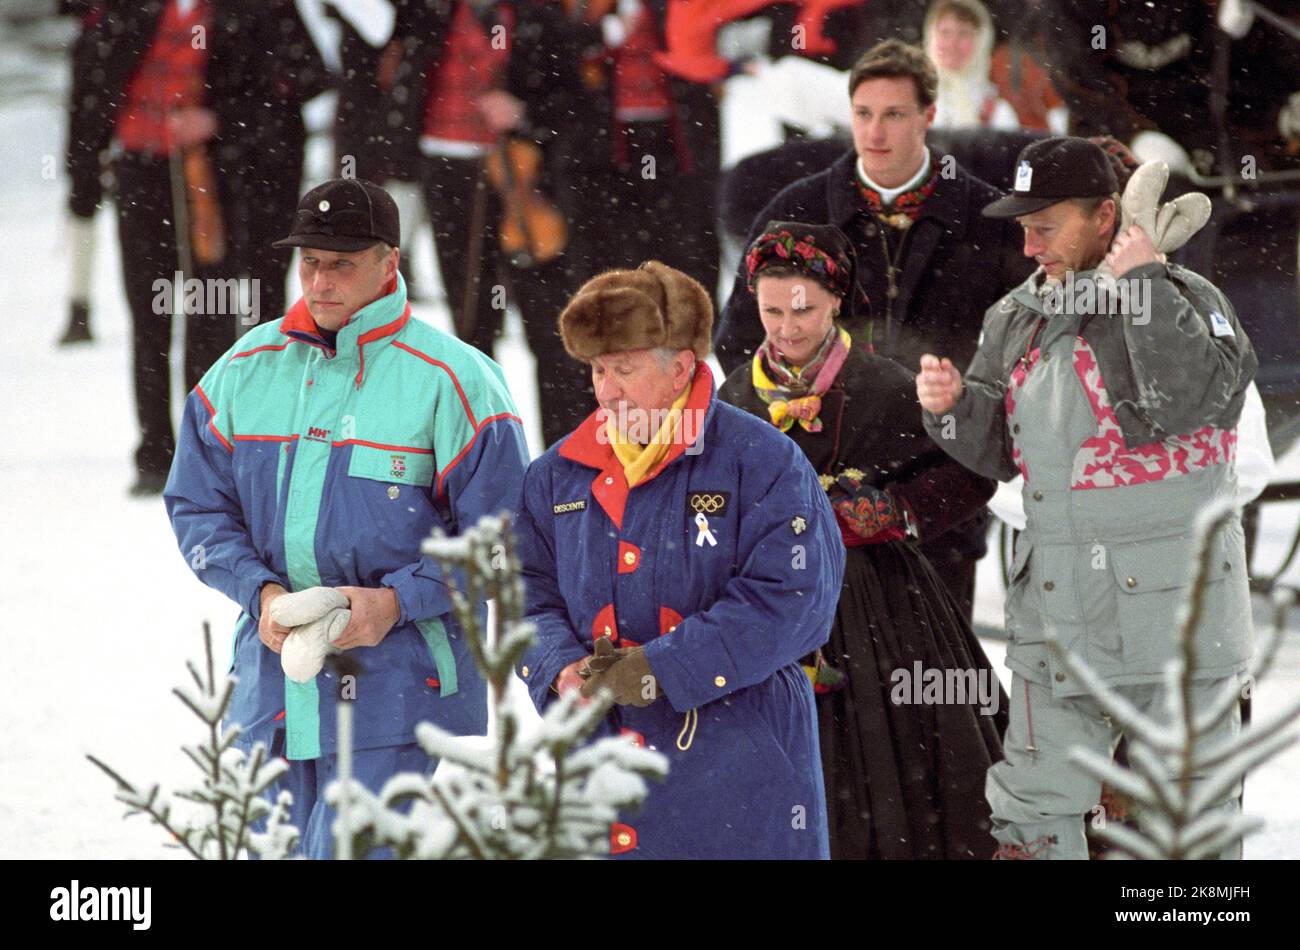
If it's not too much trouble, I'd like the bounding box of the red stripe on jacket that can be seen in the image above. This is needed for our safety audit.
[391,340,522,497]
[194,383,233,453]
[436,411,523,498]
[392,341,479,428]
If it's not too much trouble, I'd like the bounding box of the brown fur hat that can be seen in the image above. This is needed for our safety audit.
[558,260,713,362]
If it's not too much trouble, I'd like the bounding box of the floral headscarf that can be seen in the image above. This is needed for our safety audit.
[745,221,869,318]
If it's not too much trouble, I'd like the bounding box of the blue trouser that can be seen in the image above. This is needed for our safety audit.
[260,743,435,859]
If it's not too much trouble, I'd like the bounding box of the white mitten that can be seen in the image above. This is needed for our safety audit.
[1099,160,1212,281]
[268,586,350,628]
[281,607,352,683]
[1120,161,1212,253]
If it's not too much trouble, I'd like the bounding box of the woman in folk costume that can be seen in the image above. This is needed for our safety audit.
[924,0,1020,132]
[718,221,1009,859]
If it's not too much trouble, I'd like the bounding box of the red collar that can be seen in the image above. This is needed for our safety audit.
[280,297,323,337]
[559,363,714,530]
[280,275,402,338]
[280,276,408,388]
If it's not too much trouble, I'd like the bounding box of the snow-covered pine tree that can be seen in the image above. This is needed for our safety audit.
[1047,501,1300,859]
[87,622,298,859]
[329,512,669,859]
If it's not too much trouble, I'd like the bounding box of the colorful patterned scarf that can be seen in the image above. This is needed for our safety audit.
[856,166,941,230]
[752,326,852,432]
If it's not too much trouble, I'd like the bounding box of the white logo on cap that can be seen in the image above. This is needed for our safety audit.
[1014,161,1033,193]
[318,200,331,212]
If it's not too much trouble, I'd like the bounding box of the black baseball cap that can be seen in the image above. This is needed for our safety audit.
[982,137,1120,218]
[273,178,401,252]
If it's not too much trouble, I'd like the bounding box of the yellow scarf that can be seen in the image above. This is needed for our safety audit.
[606,385,691,488]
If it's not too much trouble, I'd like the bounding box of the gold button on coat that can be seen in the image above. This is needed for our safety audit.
[1126,577,1137,588]
[714,675,727,687]
[624,551,636,565]
[521,666,530,678]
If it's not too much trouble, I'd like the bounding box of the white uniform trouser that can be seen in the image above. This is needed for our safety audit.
[986,674,1244,859]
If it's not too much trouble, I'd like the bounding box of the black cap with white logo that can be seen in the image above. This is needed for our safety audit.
[273,178,401,252]
[982,137,1120,219]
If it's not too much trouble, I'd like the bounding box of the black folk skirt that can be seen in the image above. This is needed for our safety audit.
[818,540,1009,859]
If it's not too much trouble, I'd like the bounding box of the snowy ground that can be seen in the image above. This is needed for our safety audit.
[2,21,1299,859]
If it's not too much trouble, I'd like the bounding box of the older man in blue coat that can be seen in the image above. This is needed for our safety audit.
[515,260,845,859]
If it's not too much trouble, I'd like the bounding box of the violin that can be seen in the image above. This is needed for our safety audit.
[485,133,567,268]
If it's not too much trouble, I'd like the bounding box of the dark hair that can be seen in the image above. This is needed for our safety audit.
[847,39,938,107]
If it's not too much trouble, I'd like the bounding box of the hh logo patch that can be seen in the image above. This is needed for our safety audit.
[687,491,730,517]
[391,455,406,478]
[553,499,587,515]
[306,426,330,442]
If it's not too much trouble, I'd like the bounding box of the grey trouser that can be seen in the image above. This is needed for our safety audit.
[986,673,1244,859]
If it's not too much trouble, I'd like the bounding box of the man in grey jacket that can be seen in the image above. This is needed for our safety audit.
[916,137,1258,859]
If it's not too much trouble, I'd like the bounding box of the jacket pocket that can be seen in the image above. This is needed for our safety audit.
[1107,530,1246,671]
[347,443,435,488]
[1108,533,1233,596]
[1004,535,1043,647]
[1019,536,1096,649]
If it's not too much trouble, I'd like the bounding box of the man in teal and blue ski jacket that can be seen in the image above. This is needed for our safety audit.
[164,178,529,857]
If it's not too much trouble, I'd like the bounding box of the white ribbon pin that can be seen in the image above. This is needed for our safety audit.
[694,512,718,547]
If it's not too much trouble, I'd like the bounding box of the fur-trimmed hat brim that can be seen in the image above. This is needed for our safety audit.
[558,260,713,362]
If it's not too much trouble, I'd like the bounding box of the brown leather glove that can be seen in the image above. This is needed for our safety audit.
[579,639,662,707]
